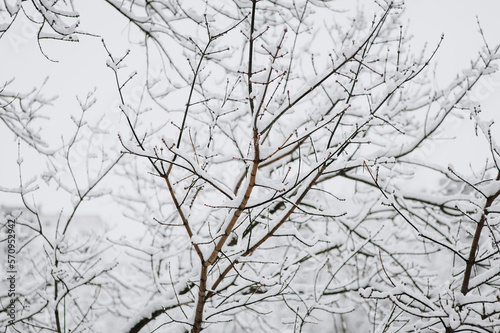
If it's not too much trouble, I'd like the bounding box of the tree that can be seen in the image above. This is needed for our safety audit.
[1,1,500,332]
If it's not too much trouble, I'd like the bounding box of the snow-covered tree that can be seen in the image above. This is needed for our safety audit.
[1,1,500,332]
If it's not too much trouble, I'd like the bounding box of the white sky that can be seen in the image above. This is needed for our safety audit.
[403,1,500,174]
[1,1,500,214]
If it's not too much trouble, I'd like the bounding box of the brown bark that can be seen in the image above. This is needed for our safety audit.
[461,172,500,295]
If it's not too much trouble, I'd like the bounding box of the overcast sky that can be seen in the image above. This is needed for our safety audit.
[1,1,500,213]
[404,1,500,174]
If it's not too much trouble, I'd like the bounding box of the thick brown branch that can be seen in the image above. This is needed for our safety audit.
[205,88,263,264]
[163,173,204,261]
[461,172,500,295]
[192,265,208,333]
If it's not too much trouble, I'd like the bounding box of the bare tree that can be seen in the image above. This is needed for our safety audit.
[1,1,500,332]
